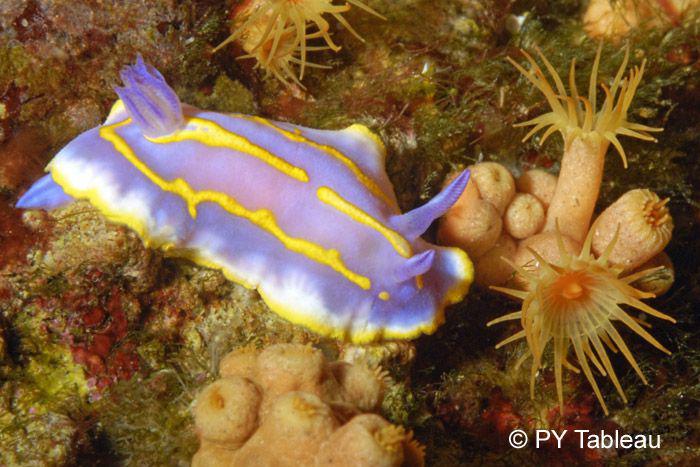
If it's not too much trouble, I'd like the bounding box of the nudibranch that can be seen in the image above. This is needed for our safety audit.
[17,57,473,343]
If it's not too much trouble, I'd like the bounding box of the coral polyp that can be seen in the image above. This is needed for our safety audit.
[193,344,424,466]
[592,188,673,271]
[508,45,664,244]
[237,19,331,88]
[509,45,662,167]
[215,0,384,85]
[583,0,700,42]
[487,230,676,415]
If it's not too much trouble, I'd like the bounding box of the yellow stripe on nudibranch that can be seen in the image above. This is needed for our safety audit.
[98,118,371,291]
[194,192,372,291]
[256,286,437,344]
[246,116,395,207]
[317,186,412,258]
[147,117,309,183]
[101,120,201,218]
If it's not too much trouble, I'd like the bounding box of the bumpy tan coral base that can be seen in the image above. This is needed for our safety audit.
[544,136,607,242]
[192,343,424,467]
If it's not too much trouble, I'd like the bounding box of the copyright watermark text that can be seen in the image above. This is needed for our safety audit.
[508,429,661,449]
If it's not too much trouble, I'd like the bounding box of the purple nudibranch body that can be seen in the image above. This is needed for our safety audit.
[17,57,474,342]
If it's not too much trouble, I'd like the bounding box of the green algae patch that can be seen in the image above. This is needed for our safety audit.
[182,74,257,115]
[25,343,89,402]
[95,368,200,466]
[0,321,90,465]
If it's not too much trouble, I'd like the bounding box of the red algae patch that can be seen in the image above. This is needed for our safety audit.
[0,196,38,268]
[0,128,51,268]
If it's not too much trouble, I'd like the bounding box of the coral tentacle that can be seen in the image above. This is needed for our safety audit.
[489,227,674,415]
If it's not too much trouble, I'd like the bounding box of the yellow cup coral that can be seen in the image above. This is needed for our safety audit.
[511,231,582,285]
[515,169,558,209]
[509,45,663,243]
[474,233,517,287]
[591,188,673,271]
[234,391,339,465]
[236,16,331,88]
[438,197,503,259]
[215,0,384,87]
[503,193,545,240]
[194,376,262,446]
[316,414,406,466]
[488,229,676,415]
[256,343,326,400]
[630,252,675,296]
[438,165,508,259]
[584,0,700,42]
[470,162,516,216]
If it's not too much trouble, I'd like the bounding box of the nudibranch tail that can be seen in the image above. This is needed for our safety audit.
[390,169,471,240]
[15,174,74,210]
[114,55,184,138]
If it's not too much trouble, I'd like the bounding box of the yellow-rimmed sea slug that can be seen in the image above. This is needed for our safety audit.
[17,57,474,343]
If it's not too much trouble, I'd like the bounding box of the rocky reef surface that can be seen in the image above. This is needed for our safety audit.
[0,1,699,465]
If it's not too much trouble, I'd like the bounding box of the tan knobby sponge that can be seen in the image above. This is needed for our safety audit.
[471,162,516,215]
[192,343,423,467]
[194,376,261,446]
[234,391,339,465]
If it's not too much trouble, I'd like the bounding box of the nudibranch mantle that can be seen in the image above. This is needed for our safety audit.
[18,57,473,343]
